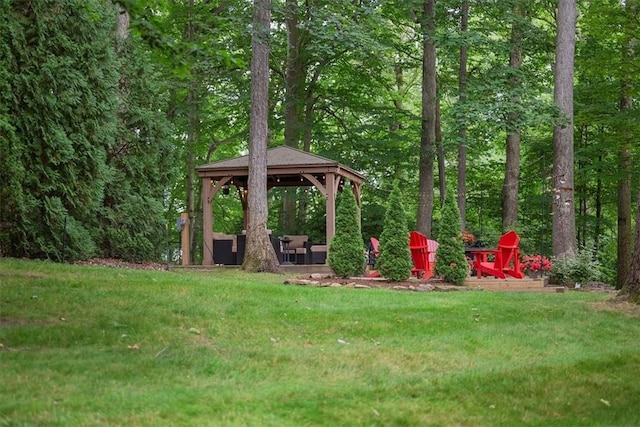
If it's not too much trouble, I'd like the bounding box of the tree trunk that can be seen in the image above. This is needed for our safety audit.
[502,0,523,231]
[284,0,303,152]
[552,0,577,259]
[390,64,409,181]
[617,149,631,289]
[417,0,437,236]
[457,0,469,232]
[620,189,640,303]
[436,97,445,206]
[594,150,602,256]
[616,0,636,289]
[281,0,304,233]
[244,0,280,273]
[115,2,129,112]
[185,0,198,264]
[576,129,586,247]
[115,3,129,43]
[392,64,404,132]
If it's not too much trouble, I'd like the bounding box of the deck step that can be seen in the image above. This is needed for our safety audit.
[464,276,566,292]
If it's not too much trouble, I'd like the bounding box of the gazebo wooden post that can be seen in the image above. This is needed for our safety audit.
[202,179,214,265]
[352,181,362,220]
[325,172,336,249]
[180,212,190,266]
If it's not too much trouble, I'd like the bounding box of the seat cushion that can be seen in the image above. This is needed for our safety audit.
[212,232,237,252]
[283,235,308,249]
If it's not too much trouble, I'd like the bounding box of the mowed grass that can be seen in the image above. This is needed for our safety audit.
[1,259,639,426]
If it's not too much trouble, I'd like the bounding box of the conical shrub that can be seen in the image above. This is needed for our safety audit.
[435,194,469,285]
[377,181,412,282]
[328,183,364,278]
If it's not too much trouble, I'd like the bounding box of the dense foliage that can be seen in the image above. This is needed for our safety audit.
[97,13,176,262]
[0,0,118,260]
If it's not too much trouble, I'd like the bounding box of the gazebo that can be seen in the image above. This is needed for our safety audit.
[196,146,366,265]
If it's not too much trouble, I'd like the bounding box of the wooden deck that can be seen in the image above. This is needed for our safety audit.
[170,263,333,275]
[463,276,567,292]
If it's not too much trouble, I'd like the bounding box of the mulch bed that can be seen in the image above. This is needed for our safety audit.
[75,258,168,271]
[285,274,468,292]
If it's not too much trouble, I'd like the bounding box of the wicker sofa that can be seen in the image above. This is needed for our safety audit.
[212,232,238,265]
[281,235,327,264]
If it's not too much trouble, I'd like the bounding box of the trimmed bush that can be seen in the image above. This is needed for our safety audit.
[377,181,412,282]
[435,194,469,285]
[328,183,364,278]
[550,248,602,286]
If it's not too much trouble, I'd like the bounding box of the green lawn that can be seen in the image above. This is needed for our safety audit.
[1,258,639,426]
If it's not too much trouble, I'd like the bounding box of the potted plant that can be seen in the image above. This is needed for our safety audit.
[521,254,552,278]
[461,230,475,246]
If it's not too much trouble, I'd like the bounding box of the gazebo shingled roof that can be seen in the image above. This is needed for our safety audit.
[196,146,365,265]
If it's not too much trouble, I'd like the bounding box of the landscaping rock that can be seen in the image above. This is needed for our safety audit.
[310,273,332,280]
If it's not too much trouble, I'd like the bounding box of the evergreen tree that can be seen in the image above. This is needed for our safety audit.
[435,194,469,285]
[0,1,24,257]
[377,182,412,282]
[96,8,176,262]
[328,183,364,278]
[0,0,118,260]
[0,1,175,262]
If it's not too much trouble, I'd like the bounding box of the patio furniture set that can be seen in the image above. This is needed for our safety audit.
[212,232,327,265]
[368,230,526,280]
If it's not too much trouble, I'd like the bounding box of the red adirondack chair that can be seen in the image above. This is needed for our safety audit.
[368,237,379,264]
[365,237,380,277]
[474,230,524,279]
[409,231,438,279]
[427,238,439,272]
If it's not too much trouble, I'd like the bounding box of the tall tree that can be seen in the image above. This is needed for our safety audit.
[280,0,303,231]
[456,0,469,232]
[616,0,637,288]
[98,2,176,262]
[0,0,118,260]
[502,0,524,231]
[417,0,437,236]
[621,189,640,303]
[185,0,199,263]
[552,0,577,258]
[0,1,22,256]
[243,0,280,272]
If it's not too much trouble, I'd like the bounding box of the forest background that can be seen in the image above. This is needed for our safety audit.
[0,0,638,289]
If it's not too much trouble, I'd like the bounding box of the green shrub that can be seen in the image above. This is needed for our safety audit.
[328,183,364,278]
[101,228,156,263]
[550,248,602,287]
[376,181,413,282]
[435,194,469,285]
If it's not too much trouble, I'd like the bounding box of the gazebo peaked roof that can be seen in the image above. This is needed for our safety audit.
[196,146,365,186]
[197,145,365,266]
